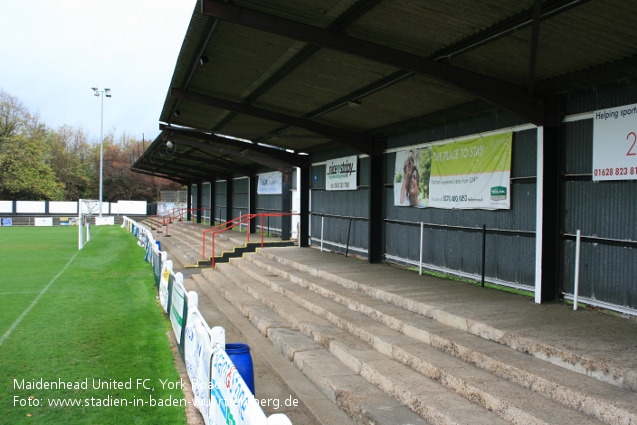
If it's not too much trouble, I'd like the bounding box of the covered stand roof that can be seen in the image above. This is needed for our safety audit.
[133,0,637,182]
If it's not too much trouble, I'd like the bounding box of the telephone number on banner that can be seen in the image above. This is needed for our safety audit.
[593,167,637,177]
[442,195,468,202]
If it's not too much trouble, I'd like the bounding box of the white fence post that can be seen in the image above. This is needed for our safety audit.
[573,229,581,311]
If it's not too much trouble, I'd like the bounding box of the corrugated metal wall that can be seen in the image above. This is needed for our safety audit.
[191,185,198,215]
[232,177,249,220]
[256,178,282,235]
[201,183,211,222]
[214,180,226,225]
[560,80,637,310]
[385,118,537,288]
[189,78,637,311]
[310,156,370,256]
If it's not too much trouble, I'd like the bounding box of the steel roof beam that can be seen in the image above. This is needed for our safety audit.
[136,136,248,177]
[167,134,295,172]
[536,54,637,92]
[170,88,373,154]
[130,168,190,185]
[201,0,549,126]
[155,162,222,181]
[140,152,233,180]
[161,124,310,168]
[132,162,209,182]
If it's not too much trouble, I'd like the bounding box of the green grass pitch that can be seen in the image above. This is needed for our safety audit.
[0,226,188,424]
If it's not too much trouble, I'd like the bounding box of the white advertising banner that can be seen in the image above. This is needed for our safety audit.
[208,347,268,425]
[257,172,282,195]
[326,155,357,191]
[16,201,46,213]
[159,260,173,313]
[593,103,637,181]
[34,217,53,226]
[95,216,115,226]
[394,132,512,210]
[170,276,186,344]
[117,200,147,215]
[49,201,78,214]
[0,201,12,213]
[184,309,214,424]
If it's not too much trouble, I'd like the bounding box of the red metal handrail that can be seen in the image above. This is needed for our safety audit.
[201,213,297,267]
[149,207,181,232]
[166,208,211,225]
[152,208,211,235]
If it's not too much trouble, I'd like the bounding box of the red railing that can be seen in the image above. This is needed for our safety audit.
[149,208,181,232]
[170,208,211,226]
[150,208,211,235]
[201,213,297,267]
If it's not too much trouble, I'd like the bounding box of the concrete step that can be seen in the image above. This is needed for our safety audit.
[186,274,357,425]
[243,253,637,425]
[257,248,637,393]
[217,258,608,425]
[141,220,251,267]
[198,270,430,425]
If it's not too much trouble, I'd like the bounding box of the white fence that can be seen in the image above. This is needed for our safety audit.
[0,200,147,215]
[122,217,292,425]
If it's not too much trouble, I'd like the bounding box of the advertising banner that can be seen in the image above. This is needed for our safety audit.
[208,347,267,425]
[170,277,186,344]
[184,309,214,424]
[394,132,512,210]
[257,172,282,195]
[35,217,53,226]
[326,155,357,191]
[159,260,173,313]
[593,103,637,181]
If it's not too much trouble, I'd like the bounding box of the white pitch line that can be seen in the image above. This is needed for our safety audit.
[0,292,39,295]
[0,251,79,347]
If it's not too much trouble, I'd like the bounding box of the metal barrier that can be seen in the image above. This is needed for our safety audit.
[201,213,297,267]
[122,216,292,425]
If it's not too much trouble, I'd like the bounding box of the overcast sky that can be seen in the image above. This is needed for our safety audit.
[0,0,196,143]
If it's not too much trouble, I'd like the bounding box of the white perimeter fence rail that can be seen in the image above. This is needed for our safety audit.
[122,216,292,425]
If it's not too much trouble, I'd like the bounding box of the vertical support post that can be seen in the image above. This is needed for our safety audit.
[419,222,424,275]
[539,124,563,302]
[225,175,233,227]
[368,145,385,263]
[187,184,192,222]
[321,216,324,252]
[196,181,203,224]
[534,127,544,303]
[210,178,216,226]
[345,218,352,257]
[481,224,487,288]
[299,166,310,247]
[281,167,292,240]
[573,229,581,310]
[249,172,257,234]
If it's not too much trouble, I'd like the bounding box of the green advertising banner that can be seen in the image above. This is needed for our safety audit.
[394,132,512,210]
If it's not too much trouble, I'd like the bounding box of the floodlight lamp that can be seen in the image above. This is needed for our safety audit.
[166,141,174,149]
[91,87,98,91]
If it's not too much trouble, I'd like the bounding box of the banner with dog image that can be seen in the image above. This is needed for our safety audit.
[394,132,512,210]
